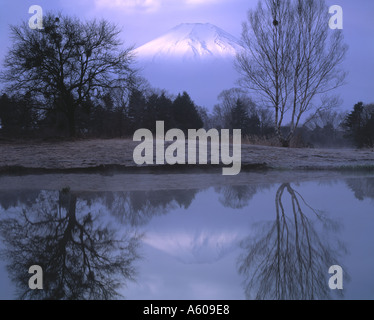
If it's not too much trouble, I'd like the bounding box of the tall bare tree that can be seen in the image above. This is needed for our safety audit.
[236,0,348,147]
[0,13,135,137]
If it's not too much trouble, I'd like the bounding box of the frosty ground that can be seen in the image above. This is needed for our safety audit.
[0,138,373,172]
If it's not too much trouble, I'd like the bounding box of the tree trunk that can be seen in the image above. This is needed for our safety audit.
[276,130,290,148]
[280,139,290,148]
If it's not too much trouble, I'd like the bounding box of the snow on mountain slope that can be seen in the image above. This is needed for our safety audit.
[135,23,244,62]
[134,23,245,109]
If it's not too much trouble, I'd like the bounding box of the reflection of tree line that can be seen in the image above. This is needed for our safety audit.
[97,190,197,226]
[214,185,269,209]
[1,177,371,299]
[0,185,268,217]
[346,177,374,201]
[1,177,372,216]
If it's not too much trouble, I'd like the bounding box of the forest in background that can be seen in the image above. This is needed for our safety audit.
[0,87,373,149]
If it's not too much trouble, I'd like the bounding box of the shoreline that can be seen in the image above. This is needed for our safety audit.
[1,163,374,177]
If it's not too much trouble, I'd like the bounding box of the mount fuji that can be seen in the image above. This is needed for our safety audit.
[134,23,245,109]
[135,23,244,62]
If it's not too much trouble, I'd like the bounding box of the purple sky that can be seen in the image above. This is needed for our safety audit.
[0,0,373,111]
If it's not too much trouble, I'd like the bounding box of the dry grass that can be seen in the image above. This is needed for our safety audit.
[241,135,281,147]
[0,138,373,172]
[241,134,310,148]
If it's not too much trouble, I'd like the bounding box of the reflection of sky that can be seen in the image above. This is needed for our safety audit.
[0,177,374,300]
[0,256,13,299]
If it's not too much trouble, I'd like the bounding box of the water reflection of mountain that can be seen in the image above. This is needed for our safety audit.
[0,188,141,300]
[346,178,374,201]
[238,183,347,300]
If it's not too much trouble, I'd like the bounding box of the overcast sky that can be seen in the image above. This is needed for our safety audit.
[0,0,373,110]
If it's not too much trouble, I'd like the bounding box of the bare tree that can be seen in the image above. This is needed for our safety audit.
[0,13,135,137]
[303,108,346,131]
[212,88,269,130]
[236,0,348,147]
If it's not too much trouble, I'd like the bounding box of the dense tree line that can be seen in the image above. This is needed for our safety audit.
[2,87,373,149]
[127,90,203,133]
[297,110,348,148]
[342,102,374,148]
[297,102,374,149]
[210,88,274,137]
[0,93,38,136]
[0,89,204,138]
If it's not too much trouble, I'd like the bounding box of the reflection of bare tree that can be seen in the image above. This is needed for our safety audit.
[238,183,346,300]
[0,188,141,300]
[346,178,374,201]
[215,185,268,209]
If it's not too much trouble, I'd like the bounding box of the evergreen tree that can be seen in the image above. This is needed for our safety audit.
[155,93,175,131]
[127,89,147,132]
[231,98,249,131]
[172,92,203,132]
[231,98,261,136]
[0,93,37,136]
[343,102,374,148]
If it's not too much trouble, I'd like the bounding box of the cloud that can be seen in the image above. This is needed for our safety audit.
[95,0,225,13]
[185,0,223,5]
[95,0,162,13]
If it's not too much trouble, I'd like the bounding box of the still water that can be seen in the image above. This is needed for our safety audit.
[0,173,373,300]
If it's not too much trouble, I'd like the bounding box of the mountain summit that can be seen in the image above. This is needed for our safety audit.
[134,23,244,109]
[135,23,244,62]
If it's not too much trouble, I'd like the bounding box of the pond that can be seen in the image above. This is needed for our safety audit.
[0,172,373,300]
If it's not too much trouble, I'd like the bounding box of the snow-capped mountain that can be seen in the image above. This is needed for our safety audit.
[134,23,245,109]
[135,23,244,62]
